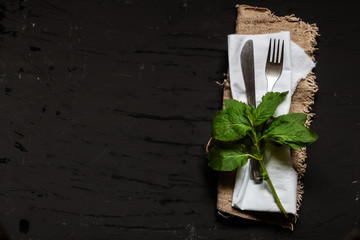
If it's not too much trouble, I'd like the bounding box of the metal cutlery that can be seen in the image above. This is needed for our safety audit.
[240,40,263,183]
[240,38,285,183]
[266,39,284,92]
[245,38,284,182]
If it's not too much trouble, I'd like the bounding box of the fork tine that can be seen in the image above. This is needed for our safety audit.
[279,40,284,64]
[275,39,280,63]
[266,38,272,63]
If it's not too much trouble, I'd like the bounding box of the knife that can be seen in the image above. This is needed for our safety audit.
[240,40,263,183]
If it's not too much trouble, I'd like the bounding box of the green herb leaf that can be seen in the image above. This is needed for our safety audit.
[264,120,318,149]
[224,99,255,123]
[212,105,252,141]
[207,143,249,171]
[264,113,308,137]
[253,92,288,126]
[274,113,307,125]
[224,99,243,109]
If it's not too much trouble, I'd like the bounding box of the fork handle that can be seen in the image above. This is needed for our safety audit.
[267,76,279,92]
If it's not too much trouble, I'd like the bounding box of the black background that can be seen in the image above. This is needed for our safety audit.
[0,0,359,239]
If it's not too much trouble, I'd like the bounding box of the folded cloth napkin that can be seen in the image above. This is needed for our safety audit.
[228,31,315,214]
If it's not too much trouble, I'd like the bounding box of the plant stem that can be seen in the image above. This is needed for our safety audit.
[251,129,261,157]
[250,125,288,218]
[247,154,262,161]
[258,159,289,218]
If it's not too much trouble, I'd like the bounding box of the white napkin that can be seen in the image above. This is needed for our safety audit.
[228,31,315,214]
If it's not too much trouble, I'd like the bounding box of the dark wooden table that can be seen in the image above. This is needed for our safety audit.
[0,0,359,239]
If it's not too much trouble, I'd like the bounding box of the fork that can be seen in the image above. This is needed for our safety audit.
[250,38,285,183]
[266,38,284,92]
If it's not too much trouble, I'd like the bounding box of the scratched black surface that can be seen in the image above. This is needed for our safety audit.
[0,0,359,239]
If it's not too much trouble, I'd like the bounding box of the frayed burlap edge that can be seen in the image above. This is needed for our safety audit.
[216,5,319,230]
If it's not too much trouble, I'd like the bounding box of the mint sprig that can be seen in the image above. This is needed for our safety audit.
[207,91,318,218]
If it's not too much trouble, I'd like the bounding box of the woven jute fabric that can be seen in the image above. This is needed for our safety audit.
[216,5,319,230]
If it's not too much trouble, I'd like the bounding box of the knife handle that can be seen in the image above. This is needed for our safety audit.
[249,158,263,183]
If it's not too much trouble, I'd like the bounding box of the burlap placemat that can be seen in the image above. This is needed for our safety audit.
[216,5,319,230]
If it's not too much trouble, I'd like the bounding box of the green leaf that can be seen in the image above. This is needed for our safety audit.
[224,99,255,122]
[224,99,243,109]
[253,92,288,126]
[265,113,307,133]
[212,106,252,141]
[207,143,249,171]
[275,113,307,125]
[264,121,318,149]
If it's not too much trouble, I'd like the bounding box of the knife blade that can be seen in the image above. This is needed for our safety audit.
[240,40,263,183]
[241,40,256,107]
